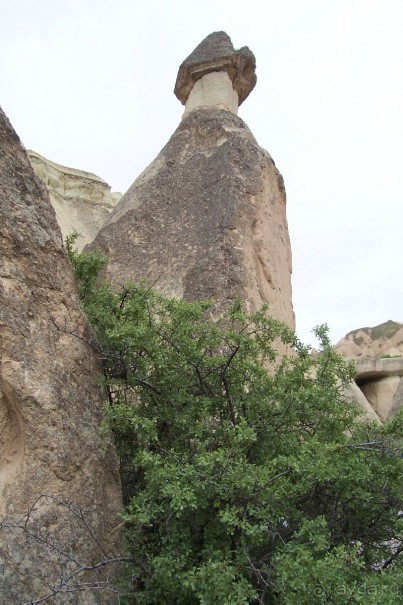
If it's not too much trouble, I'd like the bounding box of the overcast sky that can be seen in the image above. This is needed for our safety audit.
[1,0,402,345]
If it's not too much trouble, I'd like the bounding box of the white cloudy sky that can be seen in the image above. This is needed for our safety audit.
[1,0,402,345]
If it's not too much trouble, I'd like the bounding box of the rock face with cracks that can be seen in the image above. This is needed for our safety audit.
[91,108,295,329]
[0,107,123,603]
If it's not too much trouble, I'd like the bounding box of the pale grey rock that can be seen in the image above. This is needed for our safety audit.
[0,107,123,603]
[28,150,121,250]
[183,71,239,117]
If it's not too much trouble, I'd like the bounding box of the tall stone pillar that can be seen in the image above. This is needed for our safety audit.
[91,32,295,328]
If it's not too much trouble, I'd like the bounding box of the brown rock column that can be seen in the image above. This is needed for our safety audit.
[0,107,123,603]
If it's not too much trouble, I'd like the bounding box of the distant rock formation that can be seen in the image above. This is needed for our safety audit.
[335,320,403,358]
[336,321,403,422]
[28,150,121,250]
[0,108,123,602]
[90,32,295,329]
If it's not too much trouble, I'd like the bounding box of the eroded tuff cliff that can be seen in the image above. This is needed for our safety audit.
[0,107,123,603]
[336,321,403,422]
[90,33,294,329]
[28,150,121,250]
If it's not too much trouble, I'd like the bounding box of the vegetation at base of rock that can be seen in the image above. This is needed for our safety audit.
[67,237,403,604]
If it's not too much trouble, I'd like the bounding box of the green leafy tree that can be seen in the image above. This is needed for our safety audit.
[67,237,403,604]
[65,230,108,300]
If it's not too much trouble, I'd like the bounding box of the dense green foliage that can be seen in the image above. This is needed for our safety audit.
[68,236,403,604]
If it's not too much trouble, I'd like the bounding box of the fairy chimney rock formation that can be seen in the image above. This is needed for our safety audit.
[91,32,294,329]
[175,31,256,117]
[0,107,123,602]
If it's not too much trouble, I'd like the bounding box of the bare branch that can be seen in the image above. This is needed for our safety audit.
[1,494,131,604]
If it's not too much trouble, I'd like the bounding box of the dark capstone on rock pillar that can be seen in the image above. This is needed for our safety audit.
[174,30,256,107]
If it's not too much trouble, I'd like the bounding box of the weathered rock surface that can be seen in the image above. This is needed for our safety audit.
[0,107,123,602]
[90,107,294,328]
[28,150,121,250]
[336,322,403,422]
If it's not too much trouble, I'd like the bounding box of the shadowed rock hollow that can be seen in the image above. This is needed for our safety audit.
[91,32,295,329]
[0,107,123,603]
